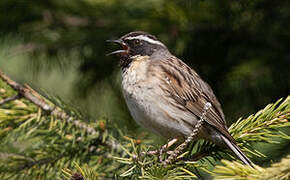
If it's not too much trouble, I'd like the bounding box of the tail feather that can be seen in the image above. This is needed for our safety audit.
[221,135,253,167]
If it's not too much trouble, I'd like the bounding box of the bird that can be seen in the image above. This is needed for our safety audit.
[107,31,253,166]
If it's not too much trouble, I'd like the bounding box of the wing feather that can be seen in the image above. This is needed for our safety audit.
[151,56,235,142]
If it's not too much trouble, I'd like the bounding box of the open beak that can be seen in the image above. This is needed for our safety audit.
[106,39,129,56]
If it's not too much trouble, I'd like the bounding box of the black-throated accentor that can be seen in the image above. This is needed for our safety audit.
[107,31,252,166]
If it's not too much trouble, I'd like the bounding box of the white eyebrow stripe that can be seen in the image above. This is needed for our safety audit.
[124,35,165,47]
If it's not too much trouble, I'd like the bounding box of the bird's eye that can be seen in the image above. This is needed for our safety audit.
[134,40,140,45]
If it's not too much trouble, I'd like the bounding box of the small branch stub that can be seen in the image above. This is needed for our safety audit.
[0,93,22,105]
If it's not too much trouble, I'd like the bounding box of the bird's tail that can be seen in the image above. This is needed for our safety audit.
[221,135,253,167]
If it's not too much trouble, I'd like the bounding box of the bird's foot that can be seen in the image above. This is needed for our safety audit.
[158,138,178,163]
[139,138,178,161]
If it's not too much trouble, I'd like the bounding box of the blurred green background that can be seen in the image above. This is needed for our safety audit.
[0,0,289,162]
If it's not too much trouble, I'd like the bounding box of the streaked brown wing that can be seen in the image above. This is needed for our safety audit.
[151,56,235,142]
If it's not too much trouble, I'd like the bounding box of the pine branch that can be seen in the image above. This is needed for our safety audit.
[212,155,290,180]
[0,70,126,179]
[0,68,289,179]
[0,70,121,151]
[0,70,54,112]
[229,96,290,157]
[0,70,95,135]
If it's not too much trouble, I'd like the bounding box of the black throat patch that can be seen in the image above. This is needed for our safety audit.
[119,55,132,70]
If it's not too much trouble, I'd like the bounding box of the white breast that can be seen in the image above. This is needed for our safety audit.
[121,56,154,130]
[121,56,194,139]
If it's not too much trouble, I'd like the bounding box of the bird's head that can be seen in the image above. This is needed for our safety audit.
[107,31,167,68]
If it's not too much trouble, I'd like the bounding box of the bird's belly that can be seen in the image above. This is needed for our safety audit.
[122,83,193,139]
[121,56,196,139]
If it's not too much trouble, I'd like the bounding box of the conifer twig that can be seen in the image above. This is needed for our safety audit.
[0,69,121,151]
[0,70,98,136]
[0,70,54,112]
[213,155,290,180]
[0,93,22,105]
